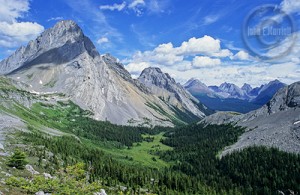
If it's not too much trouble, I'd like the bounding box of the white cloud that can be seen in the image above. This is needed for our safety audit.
[98,0,169,16]
[99,0,144,15]
[128,0,145,9]
[0,0,44,48]
[280,0,300,14]
[100,2,126,11]
[124,33,300,86]
[124,35,232,75]
[0,22,44,41]
[177,36,232,57]
[97,37,109,44]
[126,61,150,77]
[203,15,220,25]
[0,0,29,22]
[159,61,300,87]
[192,56,221,68]
[231,51,251,61]
[128,0,145,16]
[47,17,64,22]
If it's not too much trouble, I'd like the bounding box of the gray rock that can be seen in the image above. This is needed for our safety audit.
[35,191,51,195]
[25,164,39,175]
[43,173,53,179]
[93,189,107,195]
[138,67,208,118]
[201,81,300,155]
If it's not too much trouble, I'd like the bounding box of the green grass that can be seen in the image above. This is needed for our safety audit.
[0,79,173,170]
[85,132,172,169]
[1,99,172,170]
[145,101,186,126]
[0,77,17,90]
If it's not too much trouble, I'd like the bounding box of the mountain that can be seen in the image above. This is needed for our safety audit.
[0,20,207,126]
[251,79,287,105]
[248,85,264,96]
[185,78,286,113]
[201,81,300,155]
[241,83,252,95]
[183,78,215,97]
[217,82,248,99]
[138,68,211,123]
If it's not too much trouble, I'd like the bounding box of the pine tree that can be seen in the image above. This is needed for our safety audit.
[7,149,28,169]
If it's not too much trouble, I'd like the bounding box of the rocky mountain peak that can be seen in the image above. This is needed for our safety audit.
[0,20,98,75]
[139,67,176,88]
[251,79,287,105]
[286,81,300,107]
[266,81,300,112]
[219,82,246,99]
[138,67,209,118]
[241,83,252,94]
[184,78,207,88]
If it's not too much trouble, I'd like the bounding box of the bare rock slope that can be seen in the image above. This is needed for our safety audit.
[202,81,300,155]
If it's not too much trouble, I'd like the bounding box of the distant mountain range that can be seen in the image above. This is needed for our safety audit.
[201,81,300,155]
[184,78,286,113]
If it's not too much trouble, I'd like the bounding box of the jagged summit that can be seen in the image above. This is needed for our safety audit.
[0,20,97,75]
[241,83,252,94]
[138,67,209,118]
[139,67,176,88]
[184,78,206,88]
[218,82,247,99]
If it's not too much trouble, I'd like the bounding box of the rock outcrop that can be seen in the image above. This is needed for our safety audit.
[138,67,209,118]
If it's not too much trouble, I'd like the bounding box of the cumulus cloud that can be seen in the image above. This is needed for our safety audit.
[0,0,29,22]
[100,2,127,11]
[0,0,44,48]
[160,61,300,87]
[124,35,233,77]
[126,61,150,76]
[177,36,232,57]
[231,51,251,61]
[192,56,221,68]
[124,32,300,86]
[0,22,44,41]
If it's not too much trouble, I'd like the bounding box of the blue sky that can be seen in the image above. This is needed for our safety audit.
[0,0,299,86]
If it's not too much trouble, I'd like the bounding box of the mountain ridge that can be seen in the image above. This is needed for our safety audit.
[184,78,286,113]
[0,20,207,126]
[201,81,300,155]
